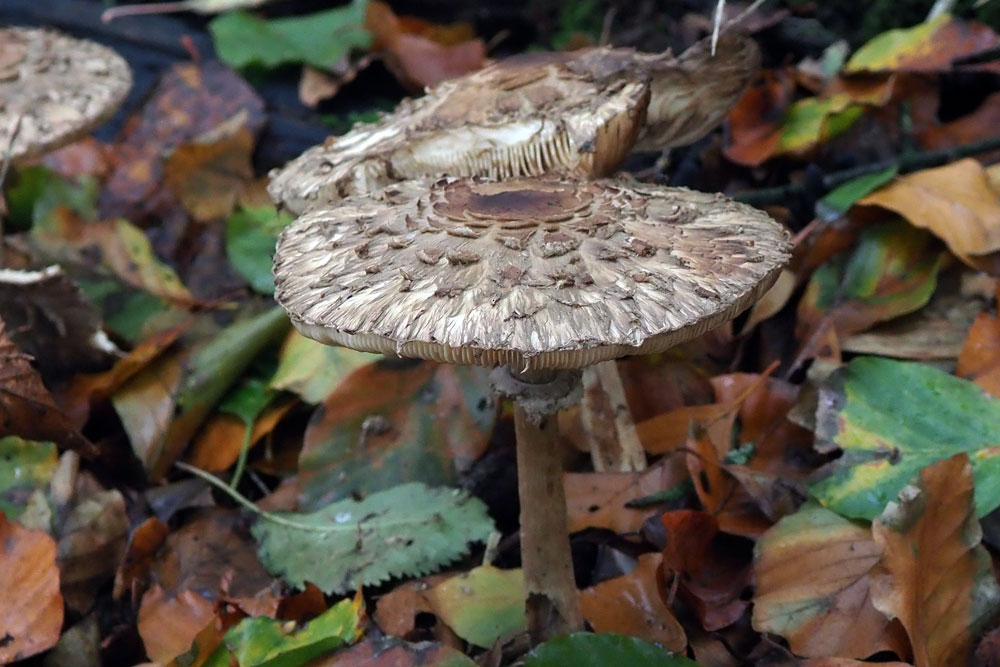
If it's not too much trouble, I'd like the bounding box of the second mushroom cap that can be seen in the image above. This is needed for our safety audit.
[274,176,791,370]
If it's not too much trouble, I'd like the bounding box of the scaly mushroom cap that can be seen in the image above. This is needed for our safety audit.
[634,31,761,151]
[273,176,791,370]
[0,27,132,161]
[267,50,652,215]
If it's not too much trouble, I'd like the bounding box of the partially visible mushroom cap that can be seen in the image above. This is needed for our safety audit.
[274,176,790,370]
[267,50,652,215]
[0,27,132,161]
[634,31,761,152]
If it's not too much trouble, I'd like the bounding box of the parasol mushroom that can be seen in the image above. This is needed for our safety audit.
[267,32,758,216]
[272,175,791,642]
[0,26,132,162]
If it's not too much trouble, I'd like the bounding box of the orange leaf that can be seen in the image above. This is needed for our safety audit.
[137,585,215,664]
[0,513,64,663]
[114,517,169,601]
[186,397,296,472]
[957,307,1000,398]
[871,454,1000,667]
[580,552,686,651]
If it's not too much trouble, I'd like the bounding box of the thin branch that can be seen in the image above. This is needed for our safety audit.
[711,0,726,55]
[733,134,1000,208]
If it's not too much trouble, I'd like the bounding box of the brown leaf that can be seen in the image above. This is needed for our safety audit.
[0,513,64,663]
[752,503,895,658]
[163,118,255,222]
[374,575,451,640]
[101,61,265,221]
[580,552,686,651]
[740,269,795,334]
[859,159,1000,265]
[39,136,113,180]
[660,509,751,631]
[871,454,1000,667]
[0,319,95,456]
[800,660,912,667]
[314,637,473,667]
[137,585,215,665]
[724,69,795,166]
[365,0,485,91]
[113,517,169,601]
[185,397,296,472]
[957,295,1000,397]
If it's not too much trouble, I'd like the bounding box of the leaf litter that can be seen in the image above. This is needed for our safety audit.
[4,2,1000,665]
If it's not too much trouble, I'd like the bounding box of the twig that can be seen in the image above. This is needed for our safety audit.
[733,134,1000,208]
[711,0,726,55]
[0,116,24,269]
[927,0,958,20]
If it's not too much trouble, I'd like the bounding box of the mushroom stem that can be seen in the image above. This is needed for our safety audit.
[508,368,584,643]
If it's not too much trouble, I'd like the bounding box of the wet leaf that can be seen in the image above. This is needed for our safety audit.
[809,357,1000,520]
[225,205,293,295]
[753,502,893,658]
[221,594,364,667]
[797,220,944,359]
[846,15,1000,73]
[579,553,686,651]
[298,361,495,510]
[254,483,493,594]
[0,514,64,663]
[269,330,378,404]
[137,586,216,664]
[0,321,95,456]
[209,1,371,70]
[871,454,1000,667]
[858,159,1000,265]
[0,436,57,526]
[164,120,255,223]
[424,565,525,648]
[524,633,697,667]
[315,637,476,666]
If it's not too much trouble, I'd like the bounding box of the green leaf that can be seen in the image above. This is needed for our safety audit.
[222,594,364,667]
[797,220,943,341]
[774,95,864,156]
[297,361,496,510]
[845,15,946,72]
[9,166,99,228]
[808,357,1000,520]
[225,205,293,295]
[426,566,526,648]
[524,634,699,667]
[252,483,494,594]
[816,165,899,221]
[0,437,57,529]
[269,331,378,404]
[209,1,372,70]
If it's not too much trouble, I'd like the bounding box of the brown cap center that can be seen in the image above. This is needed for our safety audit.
[432,180,593,229]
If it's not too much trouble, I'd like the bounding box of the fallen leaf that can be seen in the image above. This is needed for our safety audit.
[209,2,371,70]
[185,397,295,473]
[0,436,57,527]
[724,69,795,166]
[269,330,378,404]
[163,119,255,222]
[920,92,1000,152]
[137,585,216,665]
[40,137,113,180]
[225,205,293,295]
[871,454,1000,667]
[809,357,1000,520]
[858,159,1000,265]
[958,304,1000,397]
[752,502,895,658]
[374,575,450,640]
[660,510,751,630]
[0,513,64,663]
[846,15,1000,73]
[56,487,130,612]
[580,553,686,651]
[524,633,697,667]
[298,361,495,510]
[800,660,912,667]
[101,60,265,221]
[44,614,102,667]
[740,269,796,334]
[796,220,944,363]
[221,594,365,666]
[114,517,169,601]
[253,483,494,594]
[424,565,525,648]
[564,456,689,534]
[0,320,95,456]
[314,637,477,666]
